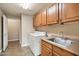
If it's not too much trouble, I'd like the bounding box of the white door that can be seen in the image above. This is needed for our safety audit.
[3,14,8,51]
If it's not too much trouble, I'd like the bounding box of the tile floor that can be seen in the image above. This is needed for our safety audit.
[0,41,34,56]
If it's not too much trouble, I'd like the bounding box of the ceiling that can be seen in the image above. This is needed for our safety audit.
[0,3,49,17]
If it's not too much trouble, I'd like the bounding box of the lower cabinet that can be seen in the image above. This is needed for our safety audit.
[41,40,52,56]
[41,44,52,56]
[41,40,77,56]
[53,51,60,56]
[53,45,76,56]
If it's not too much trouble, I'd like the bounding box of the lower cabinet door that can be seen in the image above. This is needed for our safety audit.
[53,45,76,56]
[63,50,76,56]
[41,44,52,56]
[53,51,60,56]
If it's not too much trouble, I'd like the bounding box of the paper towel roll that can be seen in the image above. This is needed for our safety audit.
[66,40,72,45]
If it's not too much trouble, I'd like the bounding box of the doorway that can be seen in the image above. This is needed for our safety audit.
[1,15,21,52]
[8,18,20,42]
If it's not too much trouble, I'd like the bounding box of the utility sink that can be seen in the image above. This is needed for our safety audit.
[48,37,72,47]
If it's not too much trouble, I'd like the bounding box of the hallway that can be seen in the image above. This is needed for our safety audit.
[0,41,33,56]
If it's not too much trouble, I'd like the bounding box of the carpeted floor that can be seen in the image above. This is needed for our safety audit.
[0,41,34,56]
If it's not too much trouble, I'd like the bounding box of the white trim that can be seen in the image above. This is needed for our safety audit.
[8,39,19,42]
[0,50,2,53]
[21,44,29,47]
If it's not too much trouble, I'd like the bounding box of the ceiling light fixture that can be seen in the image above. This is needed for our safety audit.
[18,3,30,9]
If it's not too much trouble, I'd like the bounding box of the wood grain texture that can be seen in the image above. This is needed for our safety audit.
[61,3,79,22]
[41,9,47,26]
[41,40,53,56]
[47,4,58,24]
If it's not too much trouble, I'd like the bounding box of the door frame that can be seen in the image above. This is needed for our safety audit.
[1,15,3,52]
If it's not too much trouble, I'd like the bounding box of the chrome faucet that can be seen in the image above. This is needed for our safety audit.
[59,31,69,43]
[59,31,64,39]
[45,32,48,37]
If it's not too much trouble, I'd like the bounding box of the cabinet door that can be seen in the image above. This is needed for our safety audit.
[33,16,37,27]
[37,13,42,26]
[53,45,65,56]
[53,45,76,56]
[47,4,58,25]
[33,13,42,27]
[41,44,52,56]
[41,9,47,26]
[33,15,39,27]
[63,50,76,56]
[61,3,79,22]
[53,51,60,56]
[41,40,52,49]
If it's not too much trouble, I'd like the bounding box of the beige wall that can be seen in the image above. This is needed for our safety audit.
[37,21,79,37]
[8,17,20,41]
[0,9,3,51]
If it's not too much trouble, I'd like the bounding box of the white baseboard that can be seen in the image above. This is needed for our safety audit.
[0,50,2,53]
[8,39,19,42]
[21,44,29,47]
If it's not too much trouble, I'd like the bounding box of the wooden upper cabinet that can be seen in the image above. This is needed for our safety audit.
[33,3,79,27]
[37,12,42,26]
[33,16,36,27]
[61,3,79,22]
[47,4,58,25]
[33,13,42,27]
[41,9,47,26]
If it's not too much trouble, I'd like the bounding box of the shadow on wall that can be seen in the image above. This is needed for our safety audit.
[37,21,79,36]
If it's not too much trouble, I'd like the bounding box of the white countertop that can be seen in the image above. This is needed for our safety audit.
[29,31,45,36]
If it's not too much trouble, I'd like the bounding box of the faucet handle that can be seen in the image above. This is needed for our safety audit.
[45,32,48,37]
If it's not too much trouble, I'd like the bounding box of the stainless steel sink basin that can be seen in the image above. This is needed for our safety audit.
[48,37,72,47]
[48,38,55,42]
